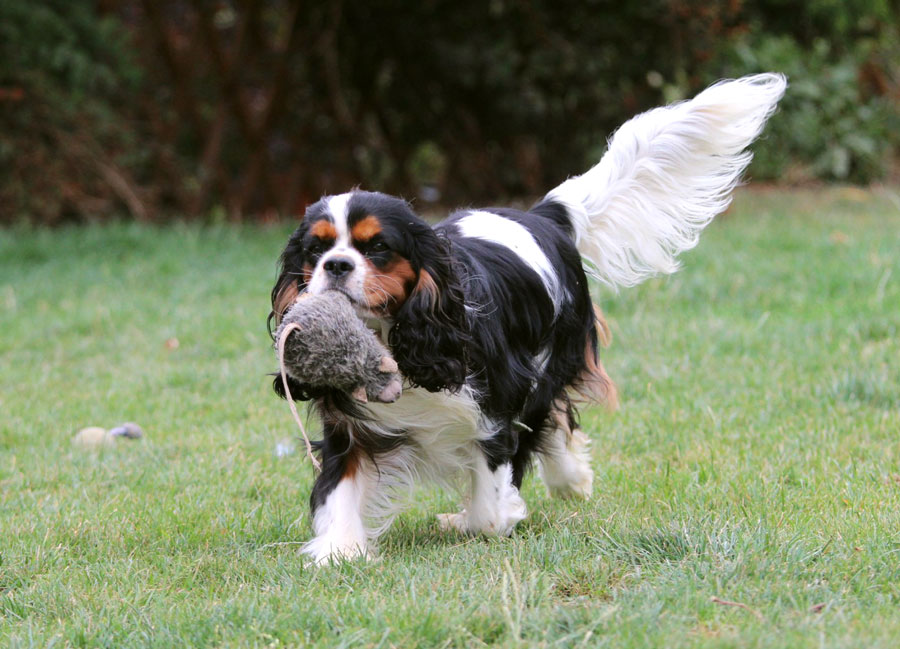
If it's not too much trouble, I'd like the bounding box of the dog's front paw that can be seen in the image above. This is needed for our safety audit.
[436,505,525,537]
[301,535,372,565]
[436,511,470,534]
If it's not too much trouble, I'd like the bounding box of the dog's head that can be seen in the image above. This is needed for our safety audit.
[270,191,469,393]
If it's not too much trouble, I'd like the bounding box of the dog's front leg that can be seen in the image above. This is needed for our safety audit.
[437,445,527,537]
[303,426,372,564]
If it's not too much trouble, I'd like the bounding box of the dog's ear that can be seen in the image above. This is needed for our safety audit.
[389,236,469,392]
[268,221,309,337]
[272,372,329,402]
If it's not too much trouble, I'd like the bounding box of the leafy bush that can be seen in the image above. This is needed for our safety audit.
[1,1,898,223]
[0,1,144,223]
[706,31,899,183]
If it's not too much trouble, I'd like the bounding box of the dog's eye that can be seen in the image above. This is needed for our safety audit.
[359,238,389,257]
[308,239,331,259]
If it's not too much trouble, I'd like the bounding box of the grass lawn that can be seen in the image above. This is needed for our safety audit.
[1,187,899,648]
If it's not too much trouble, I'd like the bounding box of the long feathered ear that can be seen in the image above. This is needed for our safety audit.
[270,220,334,403]
[388,236,469,393]
[267,222,309,338]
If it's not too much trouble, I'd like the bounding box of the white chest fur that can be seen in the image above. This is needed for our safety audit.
[359,384,492,480]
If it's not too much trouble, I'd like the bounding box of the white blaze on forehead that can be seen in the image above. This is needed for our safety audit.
[457,210,563,315]
[308,192,366,301]
[326,193,353,246]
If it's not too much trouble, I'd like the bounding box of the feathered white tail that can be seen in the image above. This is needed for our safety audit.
[545,73,787,288]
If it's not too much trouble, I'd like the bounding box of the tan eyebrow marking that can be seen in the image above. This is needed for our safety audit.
[351,215,382,242]
[310,220,338,240]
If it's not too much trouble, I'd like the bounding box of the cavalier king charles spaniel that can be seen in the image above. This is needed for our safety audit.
[269,74,786,563]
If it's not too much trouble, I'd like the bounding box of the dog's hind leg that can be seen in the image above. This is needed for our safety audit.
[537,398,594,499]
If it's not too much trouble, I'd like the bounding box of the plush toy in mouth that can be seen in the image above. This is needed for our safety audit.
[274,290,403,404]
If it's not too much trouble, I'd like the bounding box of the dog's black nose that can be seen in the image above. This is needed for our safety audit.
[323,256,355,278]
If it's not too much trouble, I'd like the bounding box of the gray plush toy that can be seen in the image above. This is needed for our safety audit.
[274,291,403,403]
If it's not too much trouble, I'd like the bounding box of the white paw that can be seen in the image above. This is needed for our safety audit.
[436,495,527,537]
[539,428,594,499]
[493,491,528,536]
[546,471,593,499]
[301,535,372,565]
[436,511,470,534]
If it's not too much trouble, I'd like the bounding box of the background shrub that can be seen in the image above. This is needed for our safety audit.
[701,1,900,183]
[1,0,897,223]
[0,0,146,223]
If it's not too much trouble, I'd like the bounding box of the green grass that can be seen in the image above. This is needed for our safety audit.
[2,187,899,648]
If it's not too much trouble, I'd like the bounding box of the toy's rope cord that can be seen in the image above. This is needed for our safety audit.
[277,322,322,473]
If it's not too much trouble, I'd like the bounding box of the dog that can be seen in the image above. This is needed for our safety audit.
[269,73,786,563]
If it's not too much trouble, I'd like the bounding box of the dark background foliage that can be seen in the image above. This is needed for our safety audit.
[1,0,898,223]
